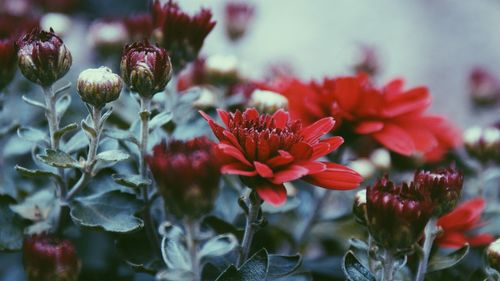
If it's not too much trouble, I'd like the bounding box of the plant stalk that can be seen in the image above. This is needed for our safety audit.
[185,218,201,281]
[381,249,396,281]
[236,190,262,267]
[416,218,438,281]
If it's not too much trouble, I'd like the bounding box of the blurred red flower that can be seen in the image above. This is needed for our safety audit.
[437,197,494,248]
[272,75,461,159]
[201,108,363,206]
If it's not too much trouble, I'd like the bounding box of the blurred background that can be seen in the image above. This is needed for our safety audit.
[1,0,499,280]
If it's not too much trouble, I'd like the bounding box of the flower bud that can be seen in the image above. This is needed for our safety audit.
[204,54,239,85]
[192,87,218,110]
[353,189,367,226]
[487,239,500,272]
[23,234,81,281]
[0,38,17,91]
[248,89,288,114]
[366,176,433,251]
[464,125,500,164]
[224,1,255,42]
[146,137,221,218]
[353,46,379,76]
[414,167,463,216]
[77,66,122,108]
[120,40,172,98]
[16,28,72,87]
[469,67,500,106]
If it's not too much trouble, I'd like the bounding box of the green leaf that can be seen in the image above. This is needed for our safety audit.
[156,269,195,281]
[116,229,164,273]
[70,190,144,233]
[112,174,151,189]
[63,130,89,154]
[10,189,57,221]
[161,235,191,271]
[342,251,375,281]
[54,122,78,140]
[96,150,129,163]
[54,82,72,98]
[37,149,82,169]
[0,195,26,251]
[15,165,60,179]
[22,95,46,109]
[81,119,96,138]
[216,248,269,281]
[268,254,302,278]
[199,234,238,259]
[149,111,173,131]
[428,243,470,273]
[104,128,139,145]
[17,126,47,143]
[56,93,71,118]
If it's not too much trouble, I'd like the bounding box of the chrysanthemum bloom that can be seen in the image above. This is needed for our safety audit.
[16,28,72,87]
[437,197,494,248]
[200,108,363,206]
[77,67,122,108]
[123,13,154,42]
[152,0,216,70]
[366,176,433,251]
[120,40,172,98]
[146,137,221,218]
[224,1,255,41]
[0,37,17,91]
[469,67,500,106]
[23,234,81,281]
[275,75,461,160]
[353,46,379,76]
[464,125,500,164]
[414,167,463,216]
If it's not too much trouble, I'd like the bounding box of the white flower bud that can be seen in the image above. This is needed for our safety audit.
[249,89,288,114]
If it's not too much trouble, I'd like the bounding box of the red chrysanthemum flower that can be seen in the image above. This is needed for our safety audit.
[0,37,17,91]
[274,75,461,159]
[437,197,494,248]
[224,1,255,41]
[200,108,363,206]
[152,0,216,71]
[123,13,154,42]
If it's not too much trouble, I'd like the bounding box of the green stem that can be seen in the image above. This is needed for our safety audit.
[416,218,438,281]
[381,249,395,281]
[66,106,102,201]
[138,97,161,253]
[236,190,262,267]
[185,218,201,281]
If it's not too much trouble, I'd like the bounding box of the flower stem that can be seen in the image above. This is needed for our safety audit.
[381,249,396,281]
[138,97,161,254]
[185,218,201,281]
[42,86,66,197]
[236,190,262,267]
[416,218,438,281]
[66,106,102,201]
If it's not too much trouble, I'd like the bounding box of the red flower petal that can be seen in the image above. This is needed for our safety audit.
[355,121,384,134]
[254,161,273,178]
[311,136,344,159]
[372,123,416,156]
[267,150,294,168]
[271,165,309,184]
[256,183,287,206]
[382,87,431,117]
[221,163,257,176]
[290,142,313,160]
[303,162,363,190]
[218,143,252,166]
[272,109,289,129]
[301,117,335,143]
[334,77,361,112]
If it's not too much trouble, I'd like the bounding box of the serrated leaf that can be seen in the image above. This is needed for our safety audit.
[268,254,302,278]
[15,165,59,179]
[96,150,129,163]
[17,126,47,143]
[149,111,173,131]
[112,174,151,189]
[199,234,238,259]
[56,93,71,118]
[22,95,46,109]
[342,251,375,281]
[37,149,82,169]
[0,195,26,251]
[69,190,144,233]
[54,122,78,140]
[428,243,470,273]
[161,235,191,271]
[216,248,269,281]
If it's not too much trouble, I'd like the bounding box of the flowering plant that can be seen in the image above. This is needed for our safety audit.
[0,1,499,281]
